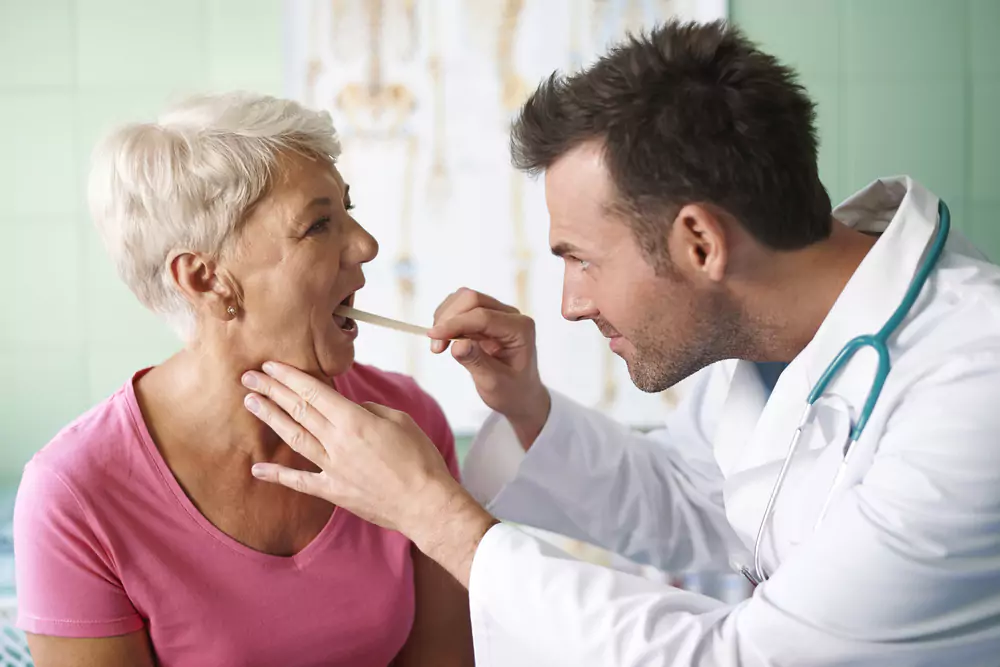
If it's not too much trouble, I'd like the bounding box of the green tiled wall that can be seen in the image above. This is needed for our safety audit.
[0,0,284,484]
[1,1,998,482]
[732,0,1000,254]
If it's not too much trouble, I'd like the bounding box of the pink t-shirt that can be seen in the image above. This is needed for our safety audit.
[14,364,459,667]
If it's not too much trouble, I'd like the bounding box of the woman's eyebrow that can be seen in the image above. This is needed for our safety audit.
[294,197,333,222]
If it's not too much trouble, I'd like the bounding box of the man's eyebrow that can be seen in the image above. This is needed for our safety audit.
[550,242,580,258]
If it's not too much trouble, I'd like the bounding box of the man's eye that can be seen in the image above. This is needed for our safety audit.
[574,257,591,271]
[306,217,330,236]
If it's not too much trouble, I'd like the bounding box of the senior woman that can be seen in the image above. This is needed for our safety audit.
[13,92,473,667]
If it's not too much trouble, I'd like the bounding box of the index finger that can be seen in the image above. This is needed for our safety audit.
[261,361,367,423]
[427,308,527,345]
[433,288,518,324]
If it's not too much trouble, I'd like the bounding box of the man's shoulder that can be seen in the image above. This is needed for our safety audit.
[913,246,1000,359]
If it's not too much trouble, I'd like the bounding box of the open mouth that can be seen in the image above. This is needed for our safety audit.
[333,292,357,332]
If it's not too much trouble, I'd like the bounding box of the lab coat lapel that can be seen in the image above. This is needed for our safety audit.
[723,177,943,562]
[800,176,941,390]
[713,360,769,478]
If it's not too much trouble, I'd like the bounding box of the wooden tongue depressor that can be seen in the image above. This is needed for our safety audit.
[335,304,433,338]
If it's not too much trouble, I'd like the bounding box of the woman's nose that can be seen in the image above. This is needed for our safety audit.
[349,222,379,265]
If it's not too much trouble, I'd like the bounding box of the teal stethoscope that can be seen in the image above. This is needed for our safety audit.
[740,199,952,588]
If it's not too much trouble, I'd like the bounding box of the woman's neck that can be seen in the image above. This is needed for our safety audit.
[137,345,293,464]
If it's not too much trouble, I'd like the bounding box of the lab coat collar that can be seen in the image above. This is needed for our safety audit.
[715,177,940,479]
[798,176,940,387]
[721,177,944,557]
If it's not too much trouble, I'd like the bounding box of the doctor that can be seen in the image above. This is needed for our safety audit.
[241,20,1000,665]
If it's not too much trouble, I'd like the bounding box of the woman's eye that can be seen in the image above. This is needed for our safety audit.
[305,217,330,236]
[345,201,355,211]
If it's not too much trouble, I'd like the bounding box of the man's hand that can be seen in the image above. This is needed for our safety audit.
[242,362,497,586]
[429,288,551,449]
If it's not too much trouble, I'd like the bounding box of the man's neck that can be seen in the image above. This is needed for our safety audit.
[744,220,878,363]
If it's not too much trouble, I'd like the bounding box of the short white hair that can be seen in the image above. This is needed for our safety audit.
[88,91,342,340]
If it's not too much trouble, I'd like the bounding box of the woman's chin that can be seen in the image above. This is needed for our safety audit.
[250,328,356,381]
[315,340,356,379]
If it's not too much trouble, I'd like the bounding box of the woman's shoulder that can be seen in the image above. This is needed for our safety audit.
[338,363,436,409]
[26,375,147,498]
[338,363,456,463]
[14,377,153,640]
[339,363,445,419]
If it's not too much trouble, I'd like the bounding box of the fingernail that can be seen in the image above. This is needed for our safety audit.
[244,394,261,414]
[241,372,258,389]
[262,361,276,376]
[251,464,267,478]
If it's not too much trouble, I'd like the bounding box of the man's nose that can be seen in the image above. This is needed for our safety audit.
[561,287,598,322]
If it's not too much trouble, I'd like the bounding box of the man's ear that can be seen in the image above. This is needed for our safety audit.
[167,251,240,321]
[668,203,729,283]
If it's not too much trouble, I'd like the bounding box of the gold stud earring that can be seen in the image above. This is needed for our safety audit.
[227,305,237,317]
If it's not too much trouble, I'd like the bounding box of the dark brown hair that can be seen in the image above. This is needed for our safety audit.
[511,20,832,259]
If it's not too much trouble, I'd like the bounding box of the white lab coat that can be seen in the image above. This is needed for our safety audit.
[461,177,1000,666]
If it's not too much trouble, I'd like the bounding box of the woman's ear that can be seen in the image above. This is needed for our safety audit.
[167,251,240,321]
